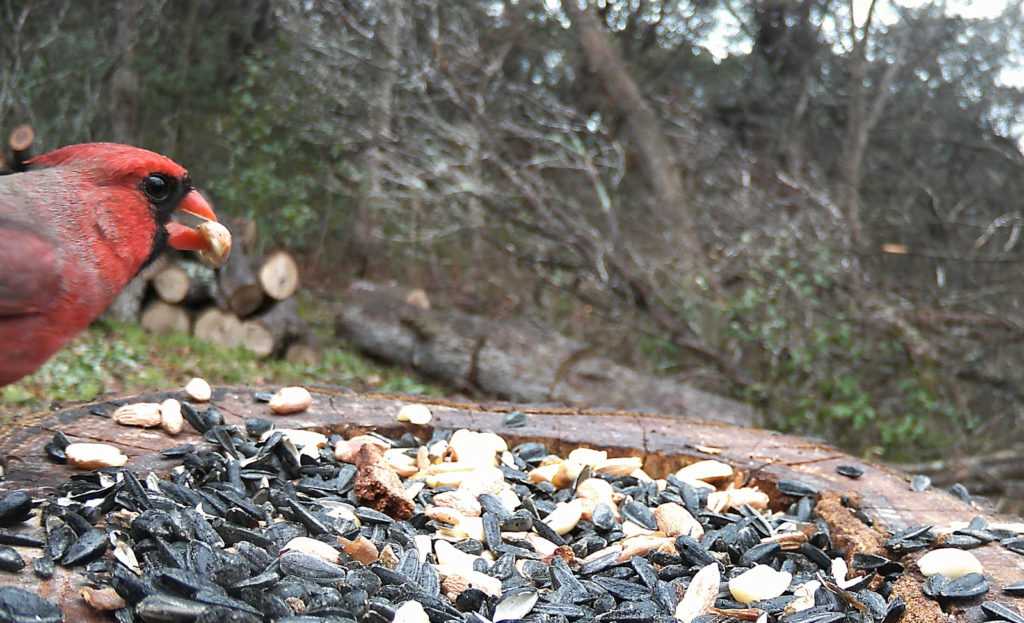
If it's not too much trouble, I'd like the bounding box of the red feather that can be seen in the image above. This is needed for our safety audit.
[0,143,216,386]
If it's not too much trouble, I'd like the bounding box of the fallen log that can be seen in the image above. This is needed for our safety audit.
[0,387,1020,622]
[335,280,756,426]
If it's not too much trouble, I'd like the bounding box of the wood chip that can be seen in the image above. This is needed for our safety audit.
[80,587,127,611]
[353,443,415,520]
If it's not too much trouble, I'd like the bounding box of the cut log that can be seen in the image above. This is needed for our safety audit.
[193,307,244,349]
[152,261,217,305]
[139,301,190,334]
[152,265,189,303]
[240,297,306,357]
[9,124,33,172]
[0,386,1018,623]
[241,322,275,357]
[259,251,300,300]
[138,252,171,281]
[217,245,263,317]
[285,338,322,366]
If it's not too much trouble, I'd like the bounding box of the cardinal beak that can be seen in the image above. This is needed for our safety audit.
[166,190,232,265]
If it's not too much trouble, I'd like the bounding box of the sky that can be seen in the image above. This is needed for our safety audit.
[709,0,1013,57]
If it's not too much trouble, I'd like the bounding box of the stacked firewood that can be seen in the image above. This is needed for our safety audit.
[138,217,321,365]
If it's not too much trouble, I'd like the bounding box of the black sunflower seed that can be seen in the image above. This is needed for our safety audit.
[32,554,54,579]
[0,491,32,527]
[0,587,64,623]
[620,500,657,531]
[949,483,971,504]
[60,528,108,567]
[738,541,780,566]
[0,545,25,572]
[674,534,716,567]
[160,444,196,458]
[503,411,528,428]
[982,600,1024,623]
[938,572,989,600]
[1003,537,1024,556]
[776,479,818,497]
[850,552,890,571]
[835,464,864,478]
[0,528,41,549]
[882,597,906,623]
[579,550,621,576]
[942,533,984,549]
[1004,579,1024,595]
[136,594,209,621]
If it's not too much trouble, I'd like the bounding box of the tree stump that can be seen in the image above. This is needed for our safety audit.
[0,388,1020,622]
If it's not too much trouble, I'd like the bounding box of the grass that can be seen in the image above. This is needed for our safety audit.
[0,317,442,427]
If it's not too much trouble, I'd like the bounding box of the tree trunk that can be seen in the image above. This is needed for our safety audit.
[354,0,405,272]
[109,0,142,143]
[838,0,904,247]
[561,0,705,275]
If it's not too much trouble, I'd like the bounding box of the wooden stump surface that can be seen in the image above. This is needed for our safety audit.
[0,386,1021,622]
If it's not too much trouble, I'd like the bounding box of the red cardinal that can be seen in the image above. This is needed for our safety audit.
[0,143,230,387]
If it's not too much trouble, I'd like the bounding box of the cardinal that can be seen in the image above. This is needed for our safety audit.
[0,143,231,387]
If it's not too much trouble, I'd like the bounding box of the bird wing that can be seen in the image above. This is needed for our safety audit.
[0,217,61,318]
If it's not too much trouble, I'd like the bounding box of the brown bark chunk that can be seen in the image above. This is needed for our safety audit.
[815,491,888,559]
[354,443,415,520]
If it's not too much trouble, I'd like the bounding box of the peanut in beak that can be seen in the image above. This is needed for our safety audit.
[196,221,232,266]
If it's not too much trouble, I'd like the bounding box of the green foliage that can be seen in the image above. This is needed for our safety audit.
[0,320,441,426]
[717,237,970,461]
[204,54,335,252]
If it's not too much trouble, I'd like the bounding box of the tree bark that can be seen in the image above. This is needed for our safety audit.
[354,0,405,272]
[561,0,705,275]
[109,0,142,143]
[838,0,904,247]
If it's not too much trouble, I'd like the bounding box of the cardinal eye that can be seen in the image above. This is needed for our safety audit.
[143,173,172,202]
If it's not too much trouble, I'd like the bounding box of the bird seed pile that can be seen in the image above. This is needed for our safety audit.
[0,391,1021,623]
